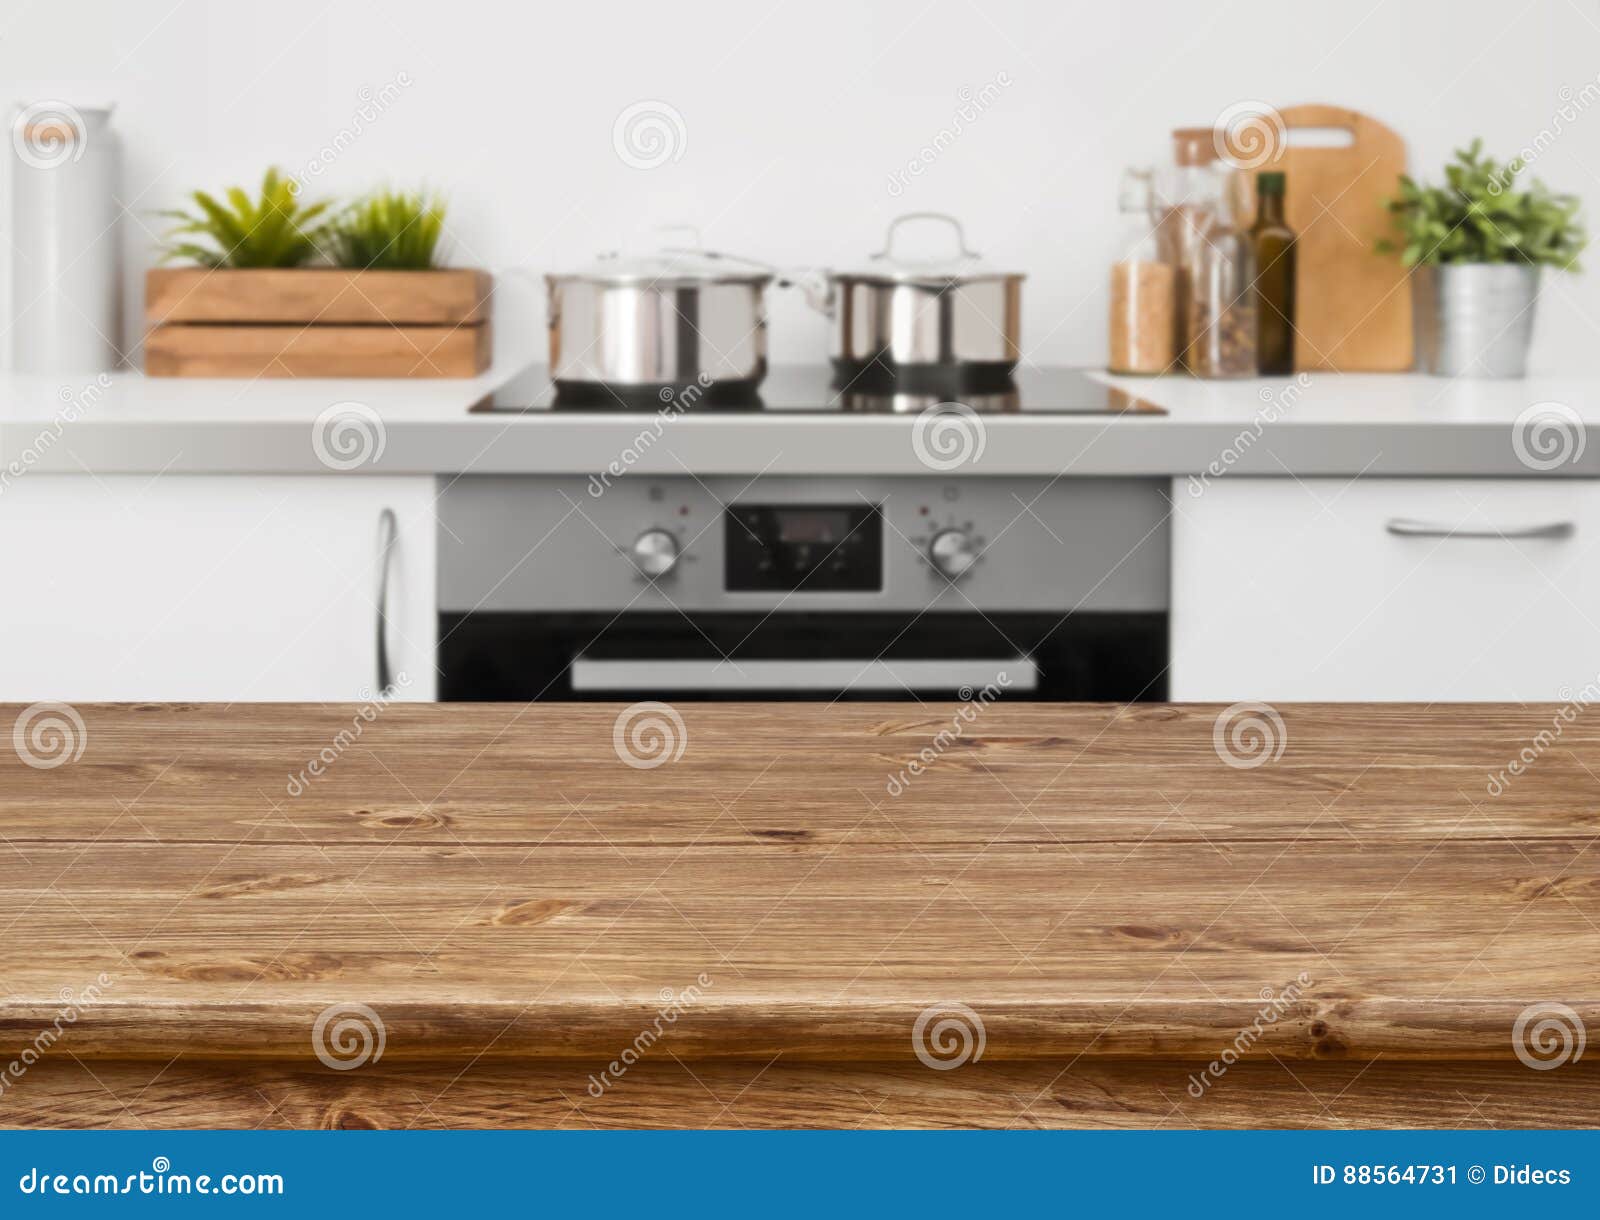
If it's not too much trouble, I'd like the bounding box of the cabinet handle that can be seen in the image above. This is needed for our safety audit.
[375,508,398,692]
[1385,517,1576,541]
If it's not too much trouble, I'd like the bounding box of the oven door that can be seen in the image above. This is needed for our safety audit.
[438,611,1166,701]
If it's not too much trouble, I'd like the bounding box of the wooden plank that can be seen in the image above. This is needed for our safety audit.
[144,321,490,378]
[0,702,1596,1070]
[145,269,492,326]
[2,1057,1594,1130]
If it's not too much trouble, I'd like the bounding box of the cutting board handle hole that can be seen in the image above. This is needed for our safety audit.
[1284,126,1356,149]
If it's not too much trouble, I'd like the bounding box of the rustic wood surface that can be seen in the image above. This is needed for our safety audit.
[144,321,491,378]
[6,1056,1595,1130]
[0,702,1594,1127]
[145,269,493,326]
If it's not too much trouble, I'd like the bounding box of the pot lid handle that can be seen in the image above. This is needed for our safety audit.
[871,212,979,263]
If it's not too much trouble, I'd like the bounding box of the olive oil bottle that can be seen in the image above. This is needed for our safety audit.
[1250,172,1297,375]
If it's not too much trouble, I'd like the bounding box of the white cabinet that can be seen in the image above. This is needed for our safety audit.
[0,475,436,701]
[1172,478,1600,701]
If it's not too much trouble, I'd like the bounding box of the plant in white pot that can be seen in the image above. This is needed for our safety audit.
[1380,141,1586,377]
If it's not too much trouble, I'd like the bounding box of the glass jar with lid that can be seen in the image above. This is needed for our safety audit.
[1107,168,1177,375]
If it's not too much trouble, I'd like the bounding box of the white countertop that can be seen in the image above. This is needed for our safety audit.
[2,353,1596,478]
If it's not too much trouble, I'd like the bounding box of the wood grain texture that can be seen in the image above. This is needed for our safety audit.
[1,703,1595,1051]
[145,269,492,326]
[0,702,1595,1126]
[4,1057,1596,1130]
[144,321,491,378]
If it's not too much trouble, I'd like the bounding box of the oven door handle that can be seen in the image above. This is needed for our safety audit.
[570,657,1037,694]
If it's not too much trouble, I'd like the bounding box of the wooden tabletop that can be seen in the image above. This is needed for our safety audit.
[1,701,1596,1066]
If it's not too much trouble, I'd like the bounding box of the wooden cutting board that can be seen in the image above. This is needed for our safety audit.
[1247,105,1412,371]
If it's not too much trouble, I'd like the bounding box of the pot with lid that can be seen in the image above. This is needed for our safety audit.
[546,241,774,405]
[818,212,1025,395]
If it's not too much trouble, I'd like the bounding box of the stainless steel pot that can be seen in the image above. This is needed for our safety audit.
[1412,263,1541,378]
[546,247,774,403]
[818,213,1025,393]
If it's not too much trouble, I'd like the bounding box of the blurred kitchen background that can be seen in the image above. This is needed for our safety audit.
[3,0,1596,372]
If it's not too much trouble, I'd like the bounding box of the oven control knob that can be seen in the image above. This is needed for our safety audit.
[928,529,978,579]
[630,529,680,578]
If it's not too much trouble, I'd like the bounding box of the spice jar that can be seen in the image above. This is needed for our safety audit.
[1188,208,1258,378]
[1107,168,1177,375]
[1154,128,1228,371]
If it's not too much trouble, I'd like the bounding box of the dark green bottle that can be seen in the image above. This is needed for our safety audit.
[1251,172,1297,375]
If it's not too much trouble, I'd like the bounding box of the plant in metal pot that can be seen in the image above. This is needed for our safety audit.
[326,189,448,270]
[1378,141,1587,377]
[157,167,334,268]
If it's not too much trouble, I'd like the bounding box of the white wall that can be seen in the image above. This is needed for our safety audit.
[4,0,1598,372]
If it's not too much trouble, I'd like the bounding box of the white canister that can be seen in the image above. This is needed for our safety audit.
[9,102,121,374]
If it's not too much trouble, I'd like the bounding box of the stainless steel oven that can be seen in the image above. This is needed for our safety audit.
[437,474,1169,702]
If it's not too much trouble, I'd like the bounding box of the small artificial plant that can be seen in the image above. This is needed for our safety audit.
[158,167,333,268]
[1379,141,1587,270]
[326,189,448,271]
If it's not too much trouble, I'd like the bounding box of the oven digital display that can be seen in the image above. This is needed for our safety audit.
[725,503,882,592]
[776,509,852,545]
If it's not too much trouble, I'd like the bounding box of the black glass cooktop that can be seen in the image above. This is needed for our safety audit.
[472,366,1166,416]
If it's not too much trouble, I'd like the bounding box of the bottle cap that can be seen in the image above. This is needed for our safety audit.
[1257,171,1287,196]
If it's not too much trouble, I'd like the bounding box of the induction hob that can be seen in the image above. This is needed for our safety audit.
[473,365,1166,416]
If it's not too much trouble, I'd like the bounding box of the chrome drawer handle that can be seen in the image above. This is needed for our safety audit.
[376,508,398,692]
[1386,518,1576,541]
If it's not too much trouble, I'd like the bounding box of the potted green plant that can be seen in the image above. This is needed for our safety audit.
[145,170,490,378]
[1380,141,1586,377]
